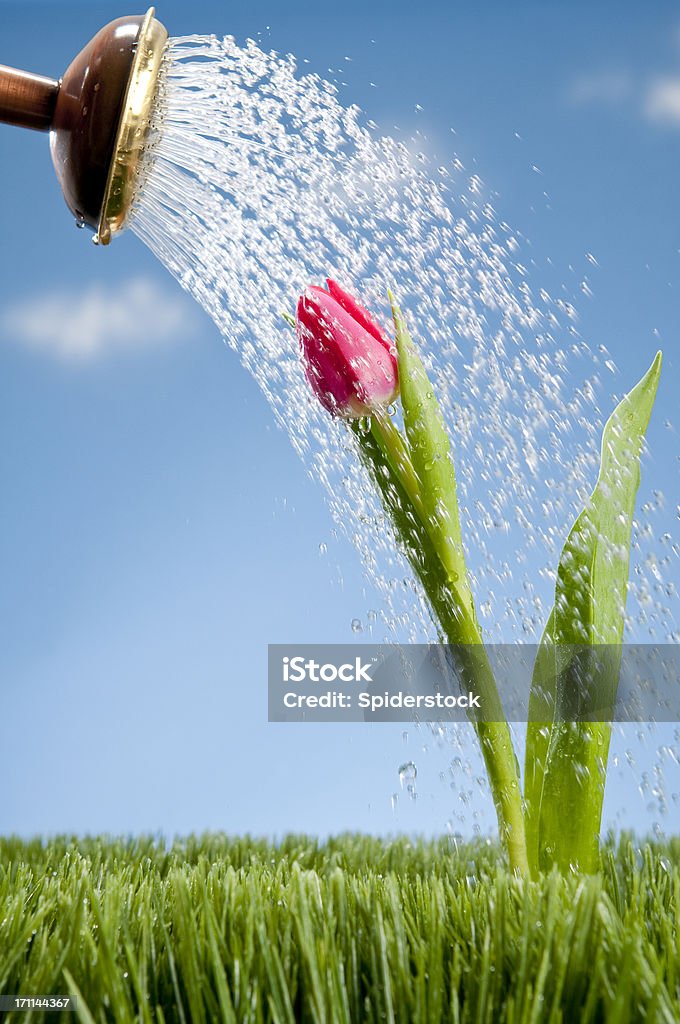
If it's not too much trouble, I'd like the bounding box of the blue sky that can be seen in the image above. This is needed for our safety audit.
[0,0,678,840]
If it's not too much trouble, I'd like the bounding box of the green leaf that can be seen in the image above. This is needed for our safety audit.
[523,610,556,875]
[388,292,477,640]
[555,349,661,651]
[526,352,662,875]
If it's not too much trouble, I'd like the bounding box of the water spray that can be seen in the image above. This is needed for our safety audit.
[0,7,167,244]
[0,6,674,878]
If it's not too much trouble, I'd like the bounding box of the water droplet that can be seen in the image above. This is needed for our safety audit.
[398,761,417,800]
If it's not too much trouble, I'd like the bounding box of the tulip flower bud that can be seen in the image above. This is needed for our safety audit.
[296,279,399,418]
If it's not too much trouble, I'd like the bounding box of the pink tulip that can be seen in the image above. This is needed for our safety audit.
[296,279,399,418]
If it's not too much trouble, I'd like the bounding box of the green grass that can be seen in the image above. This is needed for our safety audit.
[1,834,679,1023]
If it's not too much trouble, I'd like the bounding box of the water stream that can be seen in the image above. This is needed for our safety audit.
[129,34,679,834]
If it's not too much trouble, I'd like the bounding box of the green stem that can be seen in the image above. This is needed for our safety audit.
[479,722,528,875]
[370,410,425,520]
[359,419,529,876]
[424,589,529,877]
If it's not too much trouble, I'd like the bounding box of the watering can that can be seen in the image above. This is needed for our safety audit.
[0,7,167,244]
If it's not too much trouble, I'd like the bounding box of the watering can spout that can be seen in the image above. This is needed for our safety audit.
[0,68,60,132]
[0,7,167,244]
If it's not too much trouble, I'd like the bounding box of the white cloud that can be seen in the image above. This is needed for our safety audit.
[566,70,632,106]
[1,278,197,360]
[566,66,680,130]
[644,76,680,124]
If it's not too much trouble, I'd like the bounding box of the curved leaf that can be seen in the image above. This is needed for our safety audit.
[388,292,478,638]
[526,352,662,874]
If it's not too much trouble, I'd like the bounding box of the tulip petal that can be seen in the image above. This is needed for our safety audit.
[297,293,354,414]
[297,285,398,418]
[326,279,394,353]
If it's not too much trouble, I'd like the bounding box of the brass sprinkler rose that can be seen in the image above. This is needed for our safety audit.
[0,7,168,244]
